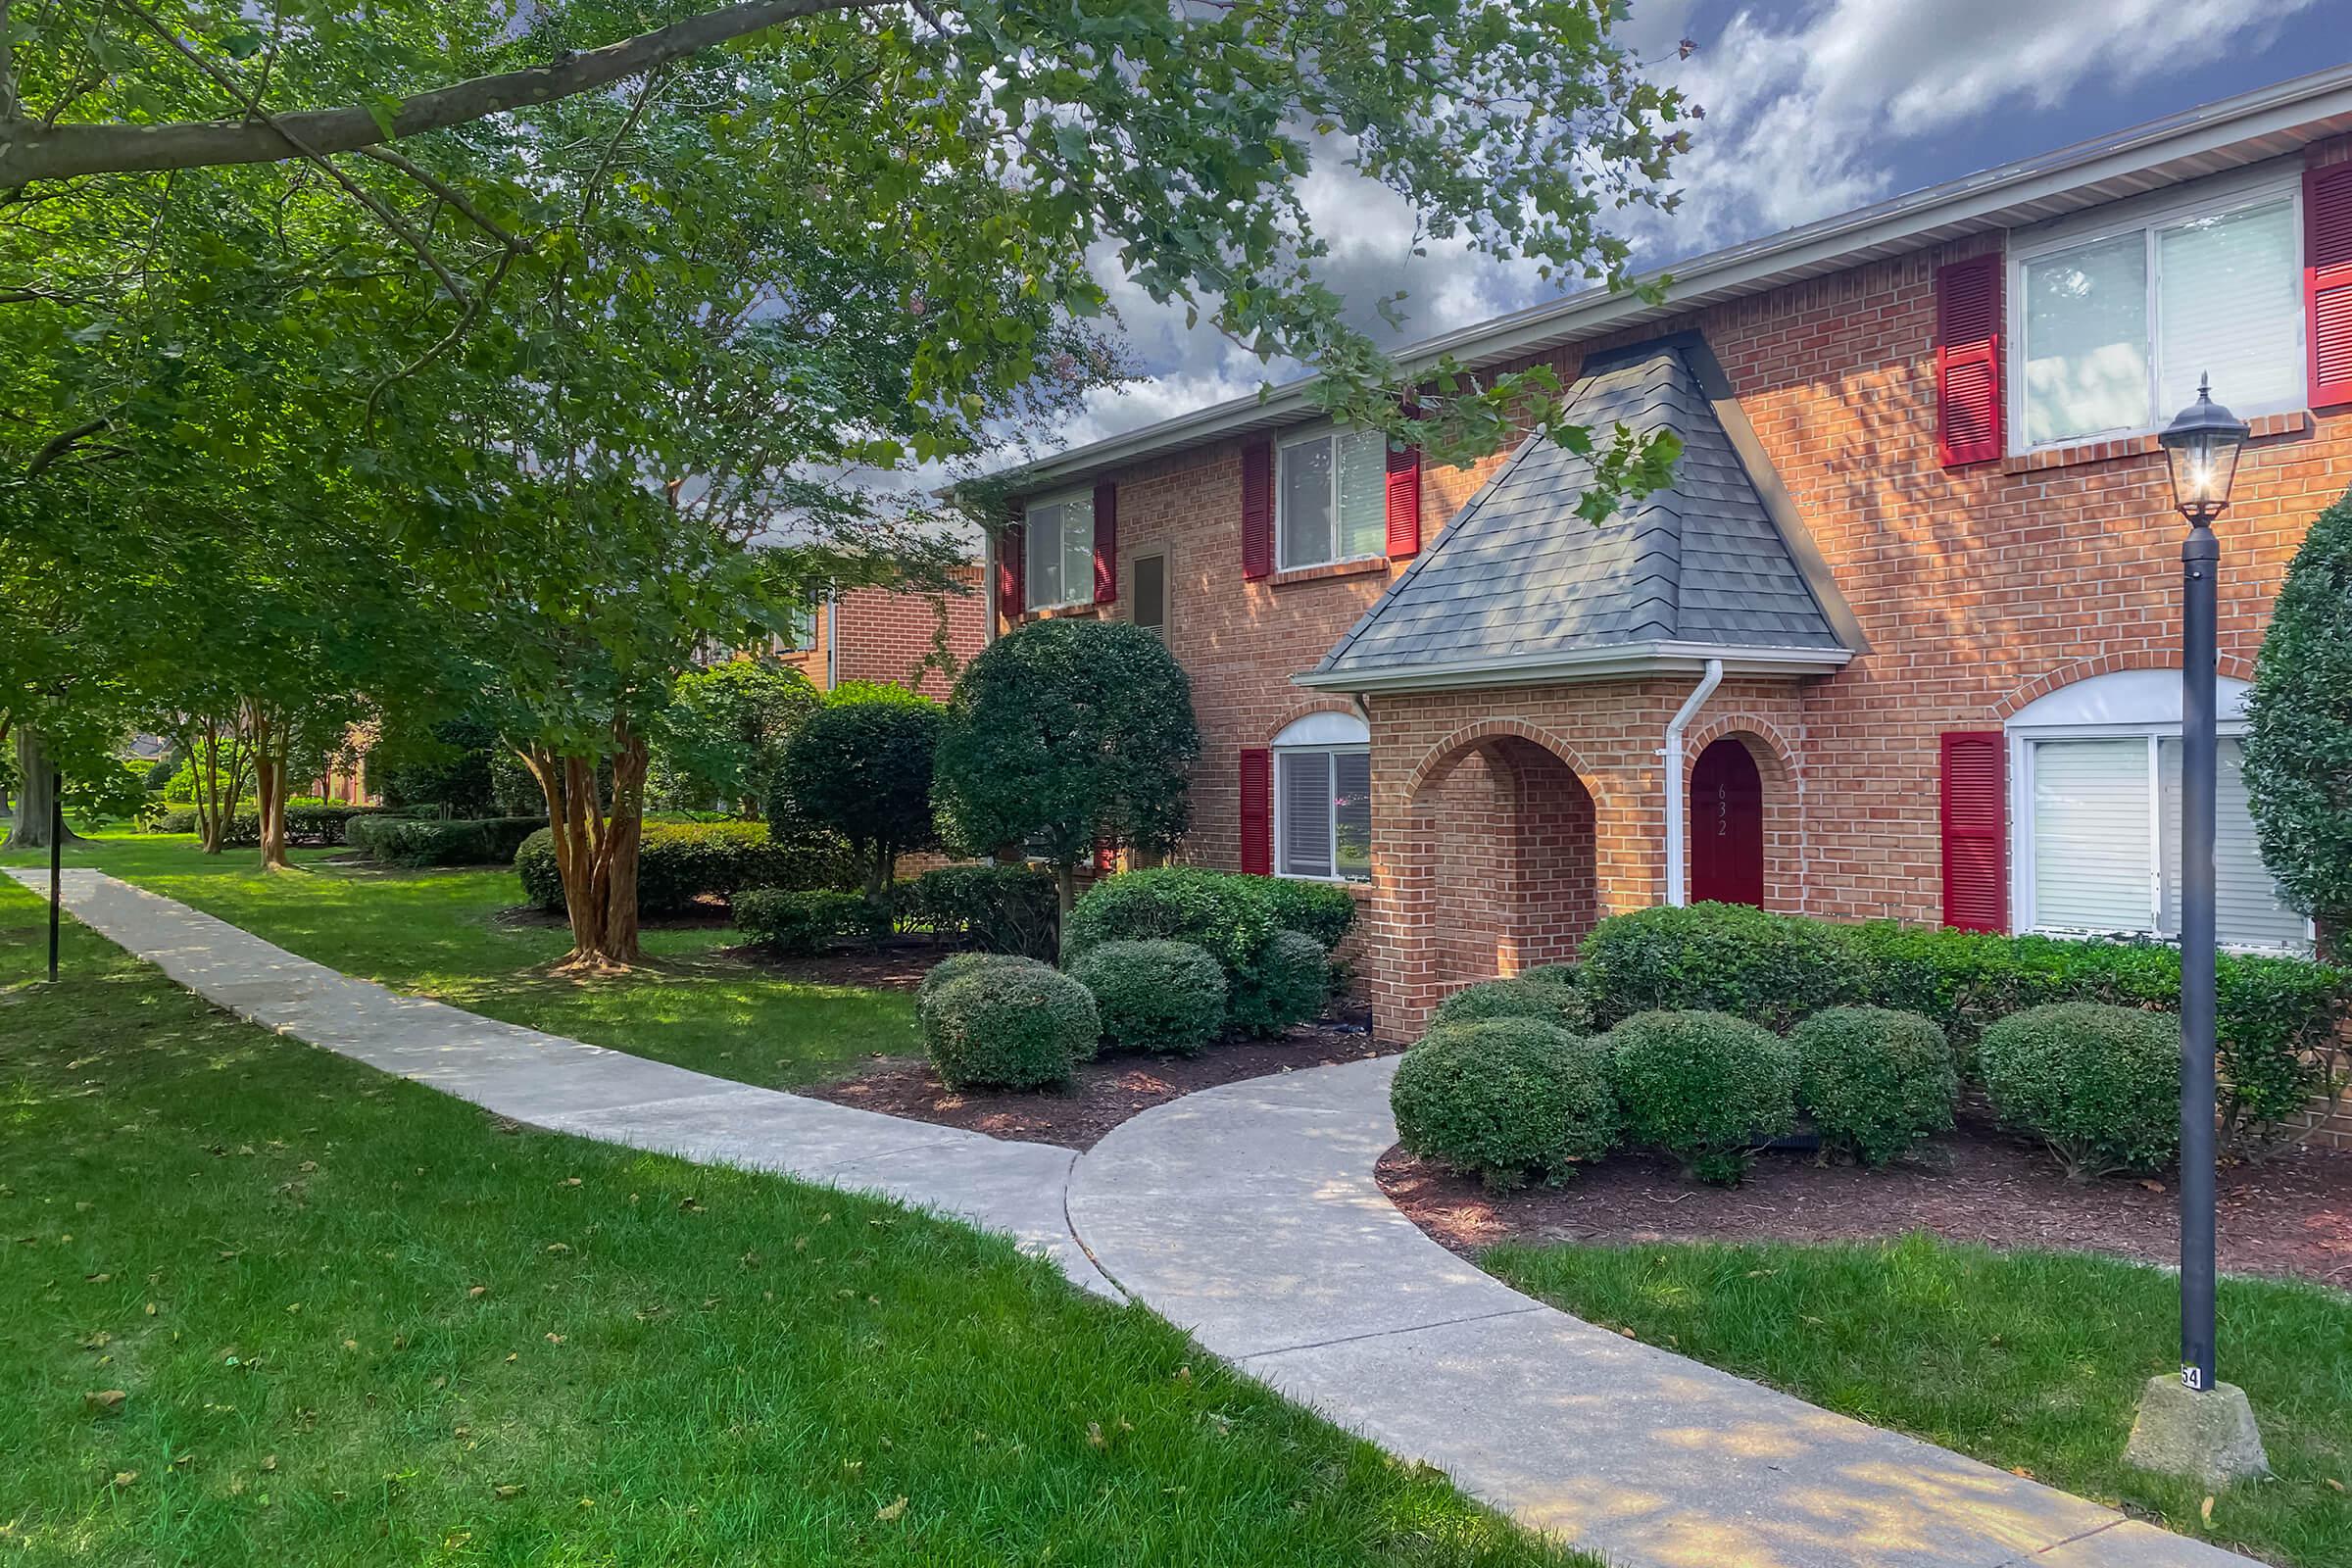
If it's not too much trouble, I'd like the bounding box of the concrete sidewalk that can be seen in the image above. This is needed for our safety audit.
[7,867,1116,1298]
[1064,1057,2256,1568]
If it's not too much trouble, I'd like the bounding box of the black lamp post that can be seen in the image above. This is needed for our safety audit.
[2156,374,2248,1396]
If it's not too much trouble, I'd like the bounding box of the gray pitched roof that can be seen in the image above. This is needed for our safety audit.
[1305,339,1854,691]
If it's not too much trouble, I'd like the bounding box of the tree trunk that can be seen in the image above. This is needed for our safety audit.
[521,722,648,970]
[248,703,292,870]
[3,727,80,851]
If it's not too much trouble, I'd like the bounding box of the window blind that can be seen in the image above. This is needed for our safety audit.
[1278,753,1333,877]
[2031,739,2152,931]
[2156,201,2299,417]
[1334,752,1372,878]
[2023,234,2149,446]
[1278,441,1334,569]
[2157,739,2307,950]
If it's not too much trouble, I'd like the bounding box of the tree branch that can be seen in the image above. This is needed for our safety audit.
[24,415,111,476]
[0,0,892,187]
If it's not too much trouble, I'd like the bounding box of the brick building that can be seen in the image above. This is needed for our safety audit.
[987,65,2352,1104]
[773,564,989,700]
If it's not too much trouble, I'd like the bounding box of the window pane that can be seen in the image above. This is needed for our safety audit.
[1337,429,1388,561]
[2157,201,2299,418]
[2158,738,2308,951]
[1278,752,1333,877]
[1334,751,1372,880]
[1026,502,1062,608]
[2032,739,2153,932]
[1062,494,1097,606]
[1279,437,1335,569]
[1133,554,1166,635]
[2024,234,2150,445]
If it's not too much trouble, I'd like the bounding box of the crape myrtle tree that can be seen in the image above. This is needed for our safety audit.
[934,618,1200,920]
[2244,485,2352,945]
[780,680,943,902]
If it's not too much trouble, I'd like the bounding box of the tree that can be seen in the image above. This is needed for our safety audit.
[2244,486,2352,939]
[780,682,942,901]
[651,660,821,816]
[934,619,1200,918]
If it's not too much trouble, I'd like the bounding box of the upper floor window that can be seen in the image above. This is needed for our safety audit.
[2014,182,2302,451]
[1273,710,1372,881]
[2007,670,2307,952]
[1025,490,1096,612]
[780,599,819,652]
[1277,425,1386,570]
[1131,552,1167,640]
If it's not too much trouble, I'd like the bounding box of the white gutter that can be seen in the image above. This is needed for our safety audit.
[1292,640,1846,695]
[1661,658,1724,908]
[824,590,841,690]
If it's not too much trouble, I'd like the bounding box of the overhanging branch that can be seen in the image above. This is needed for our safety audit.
[0,0,890,187]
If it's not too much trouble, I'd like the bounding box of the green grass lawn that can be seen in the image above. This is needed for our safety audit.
[0,884,1589,1567]
[0,831,912,1089]
[1487,1235,2352,1567]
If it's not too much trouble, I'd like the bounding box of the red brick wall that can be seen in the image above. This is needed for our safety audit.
[832,565,988,700]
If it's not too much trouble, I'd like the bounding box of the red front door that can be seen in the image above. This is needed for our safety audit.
[1690,738,1764,907]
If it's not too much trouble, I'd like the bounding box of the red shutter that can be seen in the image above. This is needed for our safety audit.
[1239,748,1272,875]
[997,521,1025,621]
[1939,731,2005,933]
[1385,441,1422,558]
[1093,481,1118,605]
[1240,440,1273,580]
[1935,255,2003,466]
[2306,162,2352,410]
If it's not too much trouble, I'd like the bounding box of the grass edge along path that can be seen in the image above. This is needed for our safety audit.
[0,886,1593,1567]
[0,832,911,1090]
[1487,1235,2352,1568]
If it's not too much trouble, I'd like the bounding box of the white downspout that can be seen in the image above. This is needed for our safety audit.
[1662,658,1724,907]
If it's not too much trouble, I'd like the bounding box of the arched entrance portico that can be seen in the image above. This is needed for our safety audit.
[1373,725,1601,1040]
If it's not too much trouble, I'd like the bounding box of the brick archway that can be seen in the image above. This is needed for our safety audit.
[1678,716,1805,911]
[1993,653,2256,721]
[1372,725,1600,1041]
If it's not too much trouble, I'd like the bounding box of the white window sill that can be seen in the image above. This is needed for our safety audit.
[2023,924,2312,957]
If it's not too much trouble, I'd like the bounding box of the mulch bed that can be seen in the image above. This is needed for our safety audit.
[1379,1120,2352,1289]
[805,1009,1393,1151]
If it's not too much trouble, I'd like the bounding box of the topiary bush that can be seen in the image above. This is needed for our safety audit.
[1580,903,1868,1031]
[1607,1009,1799,1185]
[1431,977,1595,1035]
[918,951,1051,1004]
[348,815,544,867]
[1391,1018,1618,1190]
[902,864,1060,959]
[1065,867,1328,1034]
[1065,940,1227,1056]
[2244,483,2352,933]
[1978,1003,2180,1179]
[921,965,1101,1091]
[1261,878,1360,952]
[1789,1006,1956,1168]
[1231,928,1329,1038]
[514,820,857,916]
[735,888,881,956]
[1524,960,1582,988]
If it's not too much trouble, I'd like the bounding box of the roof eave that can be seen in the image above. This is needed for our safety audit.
[1293,641,1854,696]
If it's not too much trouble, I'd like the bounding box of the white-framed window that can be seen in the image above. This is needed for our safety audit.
[1024,489,1096,612]
[2007,670,2308,952]
[1277,424,1388,571]
[2011,172,2303,453]
[1272,710,1372,882]
[1131,552,1168,641]
[779,599,819,652]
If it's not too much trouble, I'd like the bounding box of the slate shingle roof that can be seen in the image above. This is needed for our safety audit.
[1311,340,1850,685]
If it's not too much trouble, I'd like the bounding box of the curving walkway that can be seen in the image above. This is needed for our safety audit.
[18,868,2256,1568]
[1063,1058,2255,1568]
[7,869,1117,1298]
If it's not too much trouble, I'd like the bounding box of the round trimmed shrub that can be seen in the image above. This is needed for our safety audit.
[918,951,1050,1004]
[1432,977,1594,1035]
[1607,1009,1798,1185]
[921,965,1101,1092]
[1229,929,1329,1038]
[1391,1019,1618,1190]
[1580,903,1867,1030]
[1524,961,1582,988]
[734,888,877,957]
[1978,1003,2180,1179]
[1067,940,1227,1056]
[1789,1006,1956,1168]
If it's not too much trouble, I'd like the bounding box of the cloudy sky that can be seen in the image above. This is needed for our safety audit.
[1057,0,2346,451]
